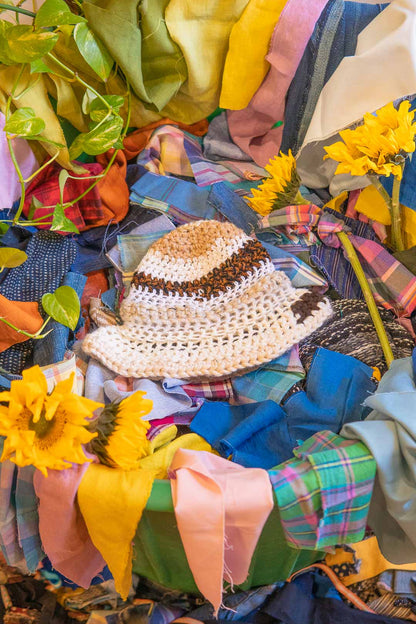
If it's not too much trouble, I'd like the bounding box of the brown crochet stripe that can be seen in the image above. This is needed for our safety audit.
[132,239,270,299]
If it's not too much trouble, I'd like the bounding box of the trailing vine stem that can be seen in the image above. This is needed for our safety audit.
[0,3,35,18]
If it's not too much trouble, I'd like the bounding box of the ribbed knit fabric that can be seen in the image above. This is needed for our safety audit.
[82,221,333,380]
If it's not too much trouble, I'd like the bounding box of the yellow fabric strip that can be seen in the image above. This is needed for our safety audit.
[220,0,288,110]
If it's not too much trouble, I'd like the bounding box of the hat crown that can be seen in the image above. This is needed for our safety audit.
[132,220,272,299]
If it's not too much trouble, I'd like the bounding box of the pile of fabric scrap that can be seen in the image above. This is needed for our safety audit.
[1,0,416,622]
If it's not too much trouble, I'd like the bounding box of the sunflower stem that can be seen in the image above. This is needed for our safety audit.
[367,174,393,208]
[337,230,394,367]
[391,171,405,252]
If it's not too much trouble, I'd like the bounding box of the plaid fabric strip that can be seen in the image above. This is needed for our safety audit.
[232,347,305,405]
[23,161,104,231]
[260,205,322,234]
[40,351,84,395]
[181,379,235,401]
[269,430,376,551]
[260,204,416,315]
[270,255,327,289]
[135,125,244,187]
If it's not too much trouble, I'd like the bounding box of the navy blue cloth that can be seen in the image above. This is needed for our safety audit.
[281,1,387,155]
[260,572,406,624]
[71,204,158,273]
[191,348,375,469]
[40,557,112,589]
[0,231,76,374]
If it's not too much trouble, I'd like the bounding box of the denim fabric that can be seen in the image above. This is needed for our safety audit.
[0,232,76,374]
[71,204,158,273]
[284,348,375,445]
[191,348,375,469]
[187,583,282,621]
[281,1,388,155]
[129,168,261,233]
[261,572,405,624]
[33,271,86,367]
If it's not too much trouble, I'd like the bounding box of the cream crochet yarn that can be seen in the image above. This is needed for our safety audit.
[82,220,333,380]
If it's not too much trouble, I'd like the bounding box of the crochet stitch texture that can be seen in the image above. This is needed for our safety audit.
[82,221,333,379]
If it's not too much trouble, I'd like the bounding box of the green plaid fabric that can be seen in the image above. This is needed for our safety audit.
[269,430,376,551]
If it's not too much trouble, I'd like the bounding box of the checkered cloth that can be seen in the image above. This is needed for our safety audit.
[232,347,305,405]
[182,379,235,402]
[23,161,104,232]
[269,430,376,552]
[259,205,416,315]
[0,446,43,573]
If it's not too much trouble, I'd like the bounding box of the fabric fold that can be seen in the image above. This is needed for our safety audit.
[169,449,274,615]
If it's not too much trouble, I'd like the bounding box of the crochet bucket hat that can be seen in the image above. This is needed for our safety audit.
[82,221,333,380]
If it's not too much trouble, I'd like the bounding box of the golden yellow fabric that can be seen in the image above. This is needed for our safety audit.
[354,185,416,248]
[78,433,212,598]
[325,536,416,586]
[220,0,288,110]
[323,191,349,213]
[163,0,250,123]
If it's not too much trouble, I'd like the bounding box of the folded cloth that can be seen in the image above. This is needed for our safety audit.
[227,0,330,166]
[281,0,387,155]
[169,449,274,615]
[33,462,106,589]
[78,434,212,599]
[341,353,416,565]
[123,119,209,161]
[297,0,416,194]
[219,0,289,110]
[0,439,43,573]
[269,431,376,551]
[192,348,376,468]
[0,294,43,353]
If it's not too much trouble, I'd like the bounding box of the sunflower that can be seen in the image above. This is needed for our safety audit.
[324,100,416,179]
[0,366,102,476]
[247,150,301,216]
[88,391,153,471]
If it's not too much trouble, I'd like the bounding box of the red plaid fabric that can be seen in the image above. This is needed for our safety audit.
[182,379,235,401]
[23,161,104,232]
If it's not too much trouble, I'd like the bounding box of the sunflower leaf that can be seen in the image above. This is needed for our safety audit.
[42,285,81,331]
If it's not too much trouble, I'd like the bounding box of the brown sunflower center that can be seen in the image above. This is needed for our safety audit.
[28,408,68,450]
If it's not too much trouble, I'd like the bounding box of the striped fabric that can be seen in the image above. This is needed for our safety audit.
[259,205,416,315]
[269,430,376,551]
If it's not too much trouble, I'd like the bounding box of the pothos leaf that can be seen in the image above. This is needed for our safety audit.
[89,95,124,122]
[35,0,86,28]
[6,25,59,63]
[42,285,81,331]
[73,22,113,82]
[50,203,80,234]
[30,58,51,74]
[69,114,123,159]
[0,248,27,270]
[4,108,45,137]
